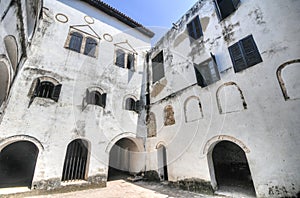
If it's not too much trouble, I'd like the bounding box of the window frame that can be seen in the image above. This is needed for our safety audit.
[187,15,203,42]
[124,96,140,113]
[84,37,98,57]
[228,35,262,73]
[65,29,99,58]
[114,48,136,71]
[68,32,83,53]
[214,0,240,21]
[152,50,165,84]
[84,89,107,109]
[28,77,62,107]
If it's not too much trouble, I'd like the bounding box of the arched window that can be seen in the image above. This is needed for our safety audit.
[84,37,97,57]
[125,97,140,113]
[125,97,135,111]
[37,81,54,99]
[69,32,83,53]
[84,89,106,108]
[115,49,125,68]
[62,139,89,181]
[164,105,175,126]
[184,96,203,122]
[28,78,62,107]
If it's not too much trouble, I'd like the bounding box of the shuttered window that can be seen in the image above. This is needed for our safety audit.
[125,97,140,113]
[69,32,83,52]
[84,37,97,57]
[214,0,240,20]
[127,53,135,70]
[86,90,106,108]
[115,49,125,68]
[28,79,62,107]
[152,51,165,83]
[228,35,262,72]
[187,16,203,41]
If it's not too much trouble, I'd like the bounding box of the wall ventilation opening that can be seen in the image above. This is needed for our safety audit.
[0,141,39,188]
[212,141,255,196]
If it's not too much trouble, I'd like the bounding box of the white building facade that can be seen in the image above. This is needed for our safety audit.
[0,0,153,192]
[145,0,300,197]
[0,0,299,197]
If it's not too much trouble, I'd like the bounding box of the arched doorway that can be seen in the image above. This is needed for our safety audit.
[108,138,140,181]
[0,60,10,107]
[62,139,89,181]
[157,144,168,181]
[0,141,39,188]
[212,141,255,195]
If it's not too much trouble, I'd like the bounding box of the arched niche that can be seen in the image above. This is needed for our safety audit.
[4,35,18,72]
[0,59,10,107]
[216,82,247,114]
[277,59,300,100]
[147,112,157,137]
[164,105,175,126]
[184,96,203,122]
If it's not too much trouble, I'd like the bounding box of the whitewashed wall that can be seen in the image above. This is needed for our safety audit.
[146,0,300,197]
[0,0,151,189]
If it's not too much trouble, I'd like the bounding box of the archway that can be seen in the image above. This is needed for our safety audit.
[157,144,168,181]
[0,141,39,188]
[108,138,140,181]
[211,141,255,195]
[0,60,10,106]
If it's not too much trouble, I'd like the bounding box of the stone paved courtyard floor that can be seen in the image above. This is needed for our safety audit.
[25,180,222,198]
[21,179,256,198]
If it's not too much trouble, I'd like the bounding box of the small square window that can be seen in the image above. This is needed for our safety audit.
[187,16,203,42]
[228,35,263,72]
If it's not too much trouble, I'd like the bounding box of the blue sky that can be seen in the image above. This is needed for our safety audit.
[101,0,198,43]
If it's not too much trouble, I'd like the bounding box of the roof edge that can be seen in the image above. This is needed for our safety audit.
[81,0,155,38]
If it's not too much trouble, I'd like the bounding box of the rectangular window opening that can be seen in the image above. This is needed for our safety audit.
[152,51,165,84]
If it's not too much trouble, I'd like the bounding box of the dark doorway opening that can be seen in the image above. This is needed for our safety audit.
[212,141,255,196]
[0,141,39,188]
[62,139,89,181]
[108,138,138,181]
[157,145,168,181]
